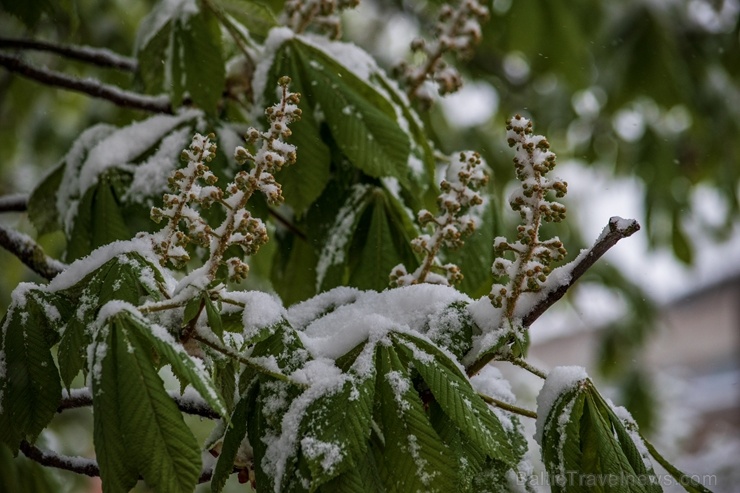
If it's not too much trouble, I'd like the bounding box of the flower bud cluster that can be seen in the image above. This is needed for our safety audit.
[207,77,301,282]
[396,0,489,106]
[284,0,359,39]
[489,116,568,313]
[150,79,300,283]
[150,133,220,267]
[391,151,488,287]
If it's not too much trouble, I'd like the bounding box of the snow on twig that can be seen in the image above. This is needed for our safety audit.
[521,216,641,327]
[0,36,137,71]
[0,193,28,213]
[0,53,171,114]
[0,224,65,280]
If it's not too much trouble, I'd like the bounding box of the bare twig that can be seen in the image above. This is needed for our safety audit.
[0,37,137,71]
[0,193,28,213]
[506,355,548,379]
[0,53,171,114]
[522,217,641,327]
[20,441,219,484]
[477,392,537,419]
[0,224,65,280]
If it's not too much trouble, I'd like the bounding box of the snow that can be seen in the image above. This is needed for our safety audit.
[47,237,162,292]
[222,291,286,332]
[314,185,370,290]
[293,284,470,360]
[534,365,589,446]
[56,110,202,234]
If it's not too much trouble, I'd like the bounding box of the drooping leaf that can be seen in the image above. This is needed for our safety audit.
[213,0,278,39]
[211,381,257,493]
[57,252,166,388]
[136,0,225,114]
[538,369,662,493]
[27,163,65,235]
[395,333,515,467]
[374,344,457,493]
[0,289,67,453]
[119,308,227,417]
[91,309,201,493]
[296,370,375,491]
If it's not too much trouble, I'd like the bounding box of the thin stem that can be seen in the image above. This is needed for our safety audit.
[0,37,137,71]
[0,193,28,212]
[0,224,65,280]
[641,434,713,493]
[478,393,537,419]
[0,53,172,114]
[507,356,548,379]
[192,333,298,385]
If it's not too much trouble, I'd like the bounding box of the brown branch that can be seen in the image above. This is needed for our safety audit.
[0,37,137,71]
[477,393,537,419]
[0,224,64,280]
[0,193,28,212]
[0,53,172,114]
[20,440,100,477]
[20,441,219,484]
[522,216,641,327]
[58,388,221,420]
[465,217,640,376]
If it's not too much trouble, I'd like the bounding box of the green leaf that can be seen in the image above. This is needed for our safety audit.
[539,373,662,493]
[348,189,417,292]
[121,308,227,418]
[211,382,257,493]
[297,371,375,491]
[315,184,374,292]
[395,333,515,467]
[0,289,65,452]
[92,310,201,493]
[183,297,203,326]
[205,296,224,340]
[213,0,278,38]
[178,8,226,114]
[291,40,411,185]
[136,0,225,113]
[57,252,165,388]
[28,163,64,235]
[250,320,308,373]
[66,173,131,261]
[374,345,457,492]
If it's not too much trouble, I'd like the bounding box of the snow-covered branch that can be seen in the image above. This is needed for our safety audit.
[521,216,641,327]
[0,53,171,114]
[0,224,65,280]
[0,193,28,213]
[58,388,221,420]
[20,441,219,483]
[0,37,137,71]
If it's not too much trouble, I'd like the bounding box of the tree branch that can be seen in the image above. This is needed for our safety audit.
[0,37,137,71]
[58,388,221,420]
[522,216,641,327]
[0,224,65,280]
[477,393,537,419]
[20,440,100,477]
[0,193,28,213]
[20,441,219,484]
[0,53,171,114]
